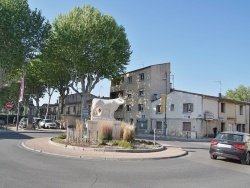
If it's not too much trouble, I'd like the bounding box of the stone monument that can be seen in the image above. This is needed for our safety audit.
[87,94,126,142]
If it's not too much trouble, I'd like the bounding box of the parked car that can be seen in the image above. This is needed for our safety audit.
[32,117,42,128]
[39,119,57,129]
[19,118,28,128]
[209,131,250,165]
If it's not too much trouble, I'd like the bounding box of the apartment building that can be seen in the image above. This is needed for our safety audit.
[151,90,250,138]
[110,62,171,133]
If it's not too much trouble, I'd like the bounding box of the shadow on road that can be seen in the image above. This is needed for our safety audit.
[0,126,64,140]
[0,129,33,140]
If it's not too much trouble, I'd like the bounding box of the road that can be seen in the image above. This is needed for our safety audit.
[1,130,250,188]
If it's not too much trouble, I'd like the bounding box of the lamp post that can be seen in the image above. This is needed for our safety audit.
[162,75,168,137]
[163,94,167,137]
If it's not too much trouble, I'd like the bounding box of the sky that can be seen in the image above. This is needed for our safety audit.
[27,0,250,105]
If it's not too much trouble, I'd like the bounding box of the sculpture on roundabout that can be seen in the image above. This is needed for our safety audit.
[91,94,126,120]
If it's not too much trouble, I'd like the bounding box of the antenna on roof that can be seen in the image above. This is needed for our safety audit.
[214,81,222,95]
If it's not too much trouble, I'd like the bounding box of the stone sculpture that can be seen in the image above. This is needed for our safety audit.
[91,94,125,120]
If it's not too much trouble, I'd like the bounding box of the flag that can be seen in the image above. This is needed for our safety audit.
[18,78,24,102]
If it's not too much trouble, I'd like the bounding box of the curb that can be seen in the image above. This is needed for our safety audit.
[48,138,166,153]
[21,138,189,161]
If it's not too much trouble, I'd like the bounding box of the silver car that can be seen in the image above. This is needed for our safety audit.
[39,119,57,129]
[19,118,28,128]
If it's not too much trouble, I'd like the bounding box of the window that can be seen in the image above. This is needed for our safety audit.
[138,89,145,97]
[240,105,243,115]
[126,104,131,112]
[139,73,144,81]
[183,103,193,113]
[183,122,191,131]
[156,105,161,113]
[237,124,245,132]
[128,76,132,84]
[170,104,174,111]
[138,104,144,111]
[127,90,132,99]
[221,103,225,113]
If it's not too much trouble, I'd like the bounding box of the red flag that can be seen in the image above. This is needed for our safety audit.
[19,78,24,102]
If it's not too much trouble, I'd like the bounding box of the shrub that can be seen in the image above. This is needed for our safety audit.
[57,134,66,139]
[123,125,135,142]
[120,121,127,139]
[98,120,113,143]
[118,140,132,149]
[110,140,119,146]
[138,139,154,145]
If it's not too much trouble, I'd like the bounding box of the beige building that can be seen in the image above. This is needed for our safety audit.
[110,62,172,133]
[151,90,250,138]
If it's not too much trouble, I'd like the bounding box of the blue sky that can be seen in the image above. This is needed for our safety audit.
[28,0,250,105]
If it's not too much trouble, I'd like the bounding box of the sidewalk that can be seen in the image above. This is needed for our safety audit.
[4,126,188,160]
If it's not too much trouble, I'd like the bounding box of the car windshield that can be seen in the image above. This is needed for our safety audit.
[44,119,52,123]
[216,133,243,142]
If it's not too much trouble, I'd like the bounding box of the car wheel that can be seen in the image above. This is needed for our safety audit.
[210,154,217,159]
[241,152,250,165]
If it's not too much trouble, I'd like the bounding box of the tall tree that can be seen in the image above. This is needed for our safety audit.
[0,0,51,88]
[25,59,46,117]
[47,5,132,120]
[225,85,250,102]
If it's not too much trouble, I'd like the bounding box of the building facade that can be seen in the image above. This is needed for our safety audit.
[110,62,172,133]
[151,90,250,138]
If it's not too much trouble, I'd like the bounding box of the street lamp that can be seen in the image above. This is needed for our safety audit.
[161,94,167,136]
[162,76,168,136]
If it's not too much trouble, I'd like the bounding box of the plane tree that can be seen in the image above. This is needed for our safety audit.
[46,5,132,121]
[24,59,46,117]
[0,0,51,88]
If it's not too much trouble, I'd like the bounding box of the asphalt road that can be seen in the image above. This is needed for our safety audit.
[1,130,250,188]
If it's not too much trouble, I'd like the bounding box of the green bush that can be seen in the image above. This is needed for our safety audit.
[110,140,119,146]
[57,134,66,139]
[118,140,132,149]
[138,139,154,145]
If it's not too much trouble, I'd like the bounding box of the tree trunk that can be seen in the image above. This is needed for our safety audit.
[35,98,40,117]
[81,92,89,121]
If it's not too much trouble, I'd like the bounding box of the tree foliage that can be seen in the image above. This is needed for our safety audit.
[45,5,132,119]
[225,85,250,102]
[25,59,46,116]
[0,0,51,88]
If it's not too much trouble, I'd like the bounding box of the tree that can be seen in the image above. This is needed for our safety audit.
[0,0,51,88]
[46,5,132,120]
[25,60,46,117]
[225,85,250,102]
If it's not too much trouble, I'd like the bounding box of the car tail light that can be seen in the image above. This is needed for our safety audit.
[210,140,218,146]
[233,144,245,150]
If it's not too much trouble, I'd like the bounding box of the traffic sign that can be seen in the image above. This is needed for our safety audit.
[6,102,13,111]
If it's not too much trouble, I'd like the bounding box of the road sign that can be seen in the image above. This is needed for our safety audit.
[6,102,13,111]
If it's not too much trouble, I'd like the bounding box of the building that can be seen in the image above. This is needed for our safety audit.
[110,62,172,133]
[151,90,250,138]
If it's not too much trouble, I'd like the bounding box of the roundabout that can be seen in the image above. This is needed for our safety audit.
[22,137,188,160]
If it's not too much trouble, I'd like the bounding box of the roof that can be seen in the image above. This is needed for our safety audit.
[124,62,170,74]
[171,89,250,105]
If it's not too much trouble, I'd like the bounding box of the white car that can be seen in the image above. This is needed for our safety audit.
[19,118,28,128]
[39,119,57,129]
